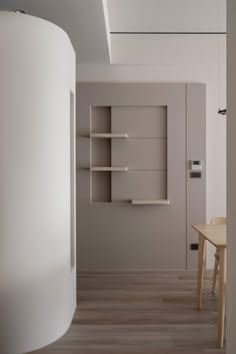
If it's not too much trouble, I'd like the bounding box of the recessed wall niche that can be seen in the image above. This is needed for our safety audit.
[90,105,168,204]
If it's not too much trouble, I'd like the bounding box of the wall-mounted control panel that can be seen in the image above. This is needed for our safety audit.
[190,160,202,178]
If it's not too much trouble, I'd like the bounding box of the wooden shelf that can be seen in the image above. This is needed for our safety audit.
[90,133,128,138]
[131,199,170,205]
[90,167,128,172]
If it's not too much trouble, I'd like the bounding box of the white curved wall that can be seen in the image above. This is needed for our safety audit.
[0,12,76,354]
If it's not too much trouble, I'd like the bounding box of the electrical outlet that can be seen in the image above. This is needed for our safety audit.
[190,243,199,251]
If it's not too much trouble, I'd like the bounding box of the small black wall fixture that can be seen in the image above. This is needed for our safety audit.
[218,108,227,115]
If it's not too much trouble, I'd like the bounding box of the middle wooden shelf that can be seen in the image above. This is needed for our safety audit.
[90,167,128,172]
[90,133,128,139]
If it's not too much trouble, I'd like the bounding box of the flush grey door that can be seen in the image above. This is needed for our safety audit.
[77,83,205,271]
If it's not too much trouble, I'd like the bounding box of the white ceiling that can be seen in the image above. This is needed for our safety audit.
[108,0,226,33]
[0,0,111,63]
[0,0,226,64]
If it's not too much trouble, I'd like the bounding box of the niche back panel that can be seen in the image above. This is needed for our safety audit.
[77,83,206,271]
[112,138,167,170]
[92,172,111,203]
[111,106,167,202]
[111,106,167,137]
[112,171,167,202]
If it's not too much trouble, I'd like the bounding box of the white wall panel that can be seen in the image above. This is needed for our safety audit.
[0,12,76,354]
[111,33,225,65]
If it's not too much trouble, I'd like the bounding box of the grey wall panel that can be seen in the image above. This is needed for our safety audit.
[112,106,167,137]
[186,83,206,269]
[77,203,186,271]
[76,83,193,271]
[112,171,167,201]
[112,139,167,170]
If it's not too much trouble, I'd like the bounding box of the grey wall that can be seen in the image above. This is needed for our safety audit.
[76,83,206,271]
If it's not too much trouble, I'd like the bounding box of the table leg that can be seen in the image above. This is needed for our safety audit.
[197,234,205,310]
[217,247,226,348]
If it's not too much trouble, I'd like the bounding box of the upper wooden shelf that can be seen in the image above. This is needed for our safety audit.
[131,199,170,205]
[90,133,128,138]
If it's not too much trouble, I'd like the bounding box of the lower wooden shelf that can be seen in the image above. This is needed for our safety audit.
[131,199,170,205]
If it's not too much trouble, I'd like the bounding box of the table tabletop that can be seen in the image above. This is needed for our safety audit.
[192,224,226,248]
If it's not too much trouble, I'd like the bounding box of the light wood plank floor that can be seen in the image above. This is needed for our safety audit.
[30,271,225,354]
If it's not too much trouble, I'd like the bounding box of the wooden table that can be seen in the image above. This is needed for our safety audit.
[192,224,226,348]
